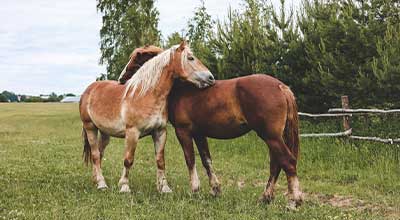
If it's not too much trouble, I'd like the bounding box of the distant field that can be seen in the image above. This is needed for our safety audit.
[0,103,399,219]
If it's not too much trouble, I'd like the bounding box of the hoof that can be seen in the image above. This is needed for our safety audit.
[286,200,298,211]
[191,187,200,193]
[257,193,274,204]
[286,191,303,209]
[97,181,108,190]
[210,185,221,197]
[286,199,302,210]
[119,184,131,193]
[191,184,200,193]
[160,185,172,193]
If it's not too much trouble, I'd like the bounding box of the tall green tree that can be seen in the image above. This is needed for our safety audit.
[97,0,161,80]
[267,0,307,105]
[1,91,18,102]
[186,0,218,76]
[164,31,182,48]
[0,94,8,102]
[209,0,279,79]
[298,0,400,111]
[365,23,400,108]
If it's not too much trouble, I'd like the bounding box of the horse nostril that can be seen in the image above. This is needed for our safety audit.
[208,75,214,81]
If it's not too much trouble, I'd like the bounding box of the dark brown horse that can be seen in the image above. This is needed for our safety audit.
[118,46,303,208]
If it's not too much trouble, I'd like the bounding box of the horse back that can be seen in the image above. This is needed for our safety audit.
[169,74,290,139]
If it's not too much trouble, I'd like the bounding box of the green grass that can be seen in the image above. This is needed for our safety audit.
[0,103,399,219]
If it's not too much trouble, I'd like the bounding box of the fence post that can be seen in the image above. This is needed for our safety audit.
[341,96,351,132]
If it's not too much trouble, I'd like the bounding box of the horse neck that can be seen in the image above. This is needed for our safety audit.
[144,67,175,101]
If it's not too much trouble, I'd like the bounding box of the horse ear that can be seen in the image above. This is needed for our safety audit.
[178,40,187,51]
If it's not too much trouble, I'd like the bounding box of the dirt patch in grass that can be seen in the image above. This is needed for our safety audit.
[306,193,399,219]
[227,179,399,219]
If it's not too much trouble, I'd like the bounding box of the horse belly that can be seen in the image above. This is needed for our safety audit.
[198,117,251,139]
[93,117,126,138]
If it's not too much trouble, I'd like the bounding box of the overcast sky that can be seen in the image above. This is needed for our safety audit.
[0,0,299,96]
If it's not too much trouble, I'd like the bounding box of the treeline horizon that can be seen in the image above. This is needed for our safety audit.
[0,90,77,103]
[97,0,400,112]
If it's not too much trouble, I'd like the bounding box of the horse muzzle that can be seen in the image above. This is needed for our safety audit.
[191,71,215,89]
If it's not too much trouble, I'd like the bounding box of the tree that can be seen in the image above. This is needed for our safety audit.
[186,0,218,77]
[267,0,308,106]
[366,23,400,108]
[47,92,60,102]
[209,0,275,79]
[164,32,182,48]
[25,97,42,102]
[1,91,18,102]
[297,0,400,111]
[96,73,107,81]
[0,94,8,102]
[97,0,161,80]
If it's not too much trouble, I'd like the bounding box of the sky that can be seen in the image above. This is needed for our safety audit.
[0,0,299,96]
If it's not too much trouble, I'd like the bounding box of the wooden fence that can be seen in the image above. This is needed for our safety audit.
[299,96,400,144]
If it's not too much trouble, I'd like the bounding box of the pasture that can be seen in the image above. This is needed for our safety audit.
[0,103,399,219]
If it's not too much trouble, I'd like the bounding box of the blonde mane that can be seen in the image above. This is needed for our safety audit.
[123,45,190,97]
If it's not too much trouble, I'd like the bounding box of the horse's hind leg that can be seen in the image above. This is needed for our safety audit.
[175,128,200,192]
[84,123,108,189]
[193,135,221,196]
[99,131,110,160]
[258,147,281,203]
[265,138,303,208]
[152,128,172,193]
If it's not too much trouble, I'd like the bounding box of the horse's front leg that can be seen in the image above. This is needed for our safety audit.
[175,128,200,192]
[152,128,172,193]
[194,135,221,196]
[118,127,139,193]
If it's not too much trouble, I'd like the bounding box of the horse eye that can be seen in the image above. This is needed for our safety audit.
[188,56,194,61]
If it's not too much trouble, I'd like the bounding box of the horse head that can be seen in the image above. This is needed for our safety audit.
[118,45,164,84]
[170,41,215,88]
[119,41,215,89]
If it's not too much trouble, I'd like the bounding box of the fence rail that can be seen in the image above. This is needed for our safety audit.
[300,129,352,138]
[328,108,400,114]
[299,96,400,144]
[349,136,400,144]
[298,112,352,118]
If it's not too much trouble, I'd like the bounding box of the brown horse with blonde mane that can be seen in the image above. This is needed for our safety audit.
[119,45,304,208]
[79,42,215,193]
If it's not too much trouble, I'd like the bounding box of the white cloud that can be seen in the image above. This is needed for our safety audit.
[0,0,103,95]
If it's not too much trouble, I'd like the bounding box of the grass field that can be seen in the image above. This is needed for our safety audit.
[0,103,399,219]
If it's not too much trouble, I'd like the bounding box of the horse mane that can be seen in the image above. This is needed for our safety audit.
[123,45,187,98]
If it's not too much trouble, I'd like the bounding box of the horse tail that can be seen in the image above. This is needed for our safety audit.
[280,84,300,159]
[82,127,91,165]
